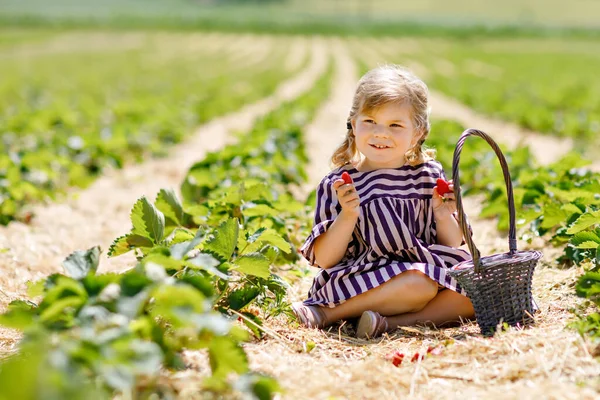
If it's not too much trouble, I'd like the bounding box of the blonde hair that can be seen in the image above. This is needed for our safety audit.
[331,64,436,168]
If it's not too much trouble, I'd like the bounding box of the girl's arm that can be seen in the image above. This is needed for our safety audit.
[313,210,358,269]
[313,176,361,269]
[434,212,463,248]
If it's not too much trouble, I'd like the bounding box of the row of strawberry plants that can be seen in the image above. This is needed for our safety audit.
[0,31,301,225]
[0,59,332,398]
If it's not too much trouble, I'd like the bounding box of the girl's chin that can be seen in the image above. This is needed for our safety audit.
[363,155,406,168]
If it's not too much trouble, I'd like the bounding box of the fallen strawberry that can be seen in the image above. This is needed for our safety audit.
[341,171,353,185]
[386,350,405,367]
[436,178,450,196]
[426,346,443,356]
[410,352,424,362]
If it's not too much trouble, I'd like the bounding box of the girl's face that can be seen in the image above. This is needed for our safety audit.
[351,101,421,170]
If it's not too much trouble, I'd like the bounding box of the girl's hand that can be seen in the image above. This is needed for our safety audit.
[432,179,457,218]
[333,176,360,218]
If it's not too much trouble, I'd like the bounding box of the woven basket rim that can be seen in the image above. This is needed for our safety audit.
[451,249,542,272]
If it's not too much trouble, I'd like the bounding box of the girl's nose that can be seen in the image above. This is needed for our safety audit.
[373,125,389,137]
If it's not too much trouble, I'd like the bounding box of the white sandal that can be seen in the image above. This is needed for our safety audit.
[291,302,328,329]
[356,310,389,339]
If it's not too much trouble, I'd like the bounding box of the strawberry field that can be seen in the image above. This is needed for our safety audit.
[1,2,600,399]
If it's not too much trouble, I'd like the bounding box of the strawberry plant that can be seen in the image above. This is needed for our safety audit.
[0,246,280,398]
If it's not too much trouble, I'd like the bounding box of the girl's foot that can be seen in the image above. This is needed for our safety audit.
[291,302,328,329]
[356,310,389,339]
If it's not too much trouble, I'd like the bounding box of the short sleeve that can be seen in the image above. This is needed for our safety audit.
[300,176,340,266]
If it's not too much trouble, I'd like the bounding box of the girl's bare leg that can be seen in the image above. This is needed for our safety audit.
[319,270,439,325]
[385,288,475,329]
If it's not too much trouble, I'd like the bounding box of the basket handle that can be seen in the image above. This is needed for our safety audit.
[451,128,517,273]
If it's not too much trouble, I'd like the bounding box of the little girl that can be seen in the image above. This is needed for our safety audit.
[292,64,476,339]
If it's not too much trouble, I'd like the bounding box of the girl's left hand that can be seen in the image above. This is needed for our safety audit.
[432,180,457,217]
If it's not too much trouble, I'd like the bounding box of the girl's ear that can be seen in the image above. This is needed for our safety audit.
[348,118,356,131]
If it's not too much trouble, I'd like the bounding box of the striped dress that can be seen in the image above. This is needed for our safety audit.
[300,160,472,308]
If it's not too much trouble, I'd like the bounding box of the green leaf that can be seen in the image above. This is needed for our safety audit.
[242,182,272,202]
[179,271,215,298]
[576,271,600,304]
[570,231,600,247]
[0,300,36,330]
[566,210,600,234]
[240,228,291,255]
[232,373,281,400]
[155,188,184,226]
[540,202,570,229]
[256,229,291,254]
[561,203,584,216]
[187,253,229,280]
[130,196,165,243]
[117,289,149,318]
[108,234,154,257]
[39,296,85,324]
[232,253,271,278]
[113,339,164,376]
[227,287,261,311]
[166,228,195,245]
[142,254,185,273]
[150,285,206,323]
[575,242,600,249]
[204,218,239,262]
[248,374,281,400]
[242,203,279,218]
[120,270,153,297]
[208,337,249,379]
[247,227,267,244]
[62,246,100,280]
[239,312,263,339]
[26,280,45,298]
[170,228,206,260]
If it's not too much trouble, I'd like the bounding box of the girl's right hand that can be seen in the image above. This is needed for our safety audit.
[332,178,360,217]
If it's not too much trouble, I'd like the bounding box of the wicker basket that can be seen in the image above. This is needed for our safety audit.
[447,128,542,337]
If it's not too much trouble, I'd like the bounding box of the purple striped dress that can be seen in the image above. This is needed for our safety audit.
[300,161,472,308]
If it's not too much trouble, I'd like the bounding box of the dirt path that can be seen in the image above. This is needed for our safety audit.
[0,39,328,316]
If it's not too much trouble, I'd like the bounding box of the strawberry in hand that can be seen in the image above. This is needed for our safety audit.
[333,171,360,217]
[432,178,456,217]
[436,178,450,196]
[341,171,353,185]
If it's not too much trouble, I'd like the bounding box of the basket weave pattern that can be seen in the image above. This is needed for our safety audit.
[447,129,542,336]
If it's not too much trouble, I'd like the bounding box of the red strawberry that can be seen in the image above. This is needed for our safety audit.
[427,346,443,356]
[411,352,424,362]
[341,171,353,185]
[387,351,405,367]
[436,178,450,196]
